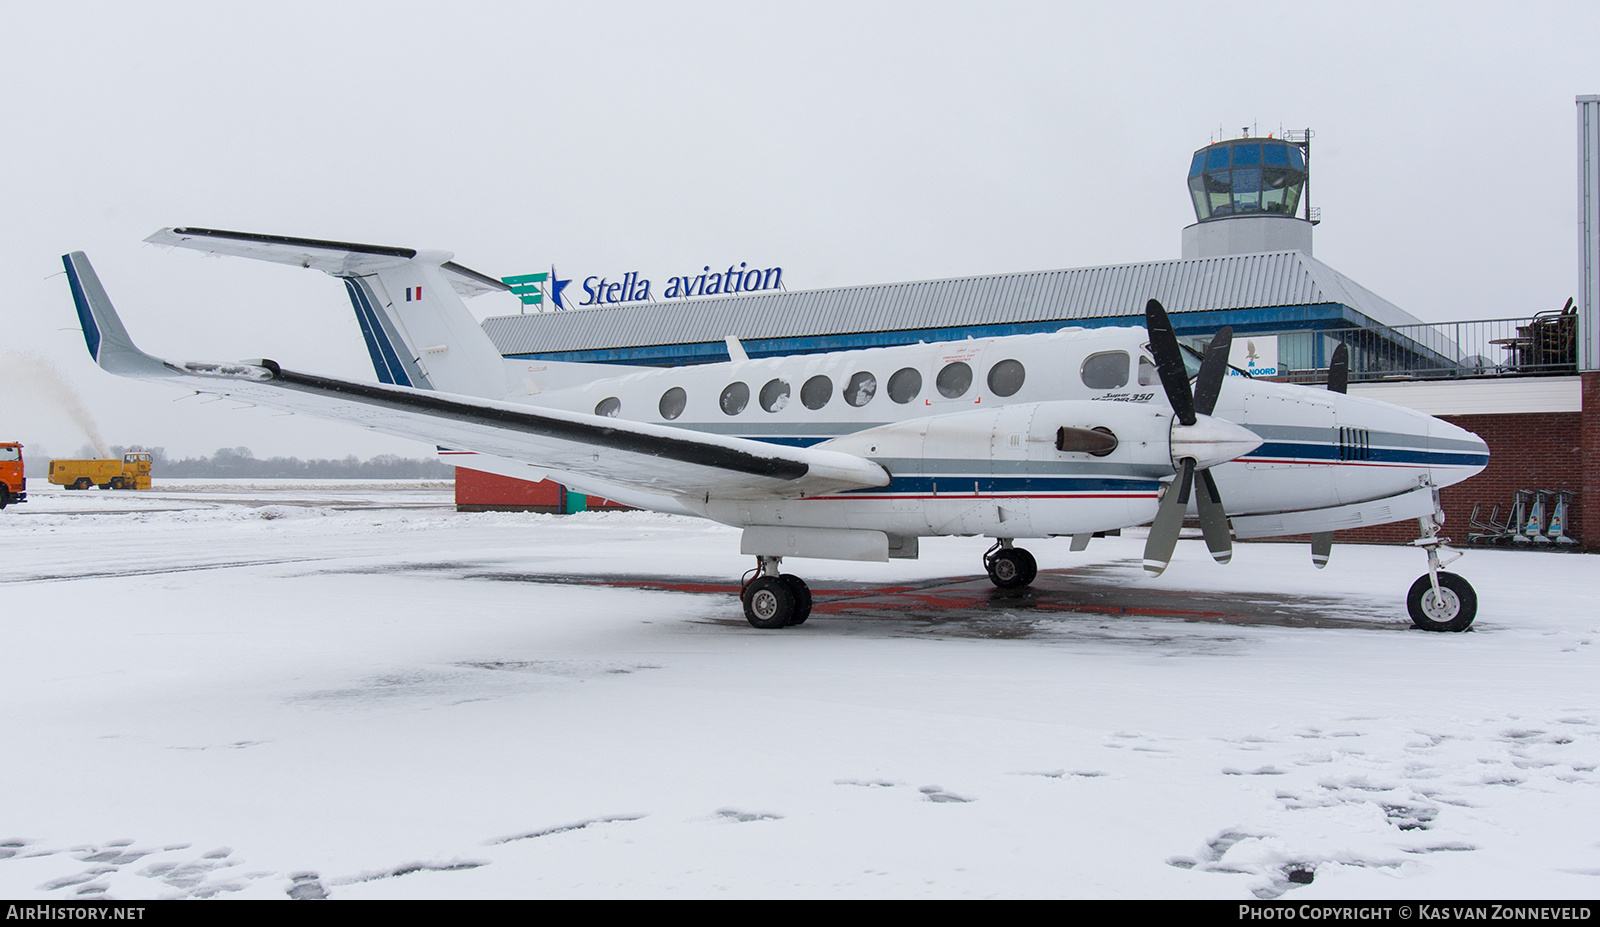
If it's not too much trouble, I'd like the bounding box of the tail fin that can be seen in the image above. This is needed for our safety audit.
[62,252,180,379]
[145,227,513,398]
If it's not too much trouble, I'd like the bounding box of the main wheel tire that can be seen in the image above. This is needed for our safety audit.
[1407,572,1477,632]
[109,478,124,491]
[742,576,796,629]
[780,574,812,626]
[73,478,91,490]
[986,548,1037,589]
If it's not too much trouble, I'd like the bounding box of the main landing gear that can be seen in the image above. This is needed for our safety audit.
[983,539,1037,589]
[740,556,813,629]
[1408,482,1477,632]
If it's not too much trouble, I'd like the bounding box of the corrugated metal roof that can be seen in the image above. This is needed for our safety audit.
[482,250,1421,356]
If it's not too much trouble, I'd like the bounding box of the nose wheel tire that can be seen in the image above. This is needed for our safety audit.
[1407,572,1477,632]
[986,547,1038,589]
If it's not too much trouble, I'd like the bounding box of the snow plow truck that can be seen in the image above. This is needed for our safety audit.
[48,451,153,490]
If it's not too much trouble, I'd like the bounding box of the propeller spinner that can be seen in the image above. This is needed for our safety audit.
[1141,299,1262,576]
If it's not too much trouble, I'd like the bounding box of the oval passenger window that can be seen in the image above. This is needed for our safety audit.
[887,367,922,404]
[595,397,621,418]
[759,378,791,413]
[720,382,750,415]
[658,387,686,420]
[844,372,877,407]
[936,361,972,399]
[801,375,833,410]
[1081,351,1130,389]
[987,359,1025,397]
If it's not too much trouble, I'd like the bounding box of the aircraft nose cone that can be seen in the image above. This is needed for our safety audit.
[1170,414,1263,469]
[1428,416,1490,480]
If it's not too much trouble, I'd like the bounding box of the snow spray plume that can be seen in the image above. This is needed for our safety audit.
[0,350,110,457]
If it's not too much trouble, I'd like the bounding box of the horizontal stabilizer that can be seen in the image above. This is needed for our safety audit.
[144,227,509,298]
[59,251,890,507]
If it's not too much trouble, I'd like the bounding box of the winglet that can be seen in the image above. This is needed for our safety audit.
[61,252,179,379]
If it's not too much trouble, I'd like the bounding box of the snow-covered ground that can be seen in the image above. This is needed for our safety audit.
[1,480,1596,900]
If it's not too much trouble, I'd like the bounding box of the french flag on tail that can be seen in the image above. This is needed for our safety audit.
[403,286,422,301]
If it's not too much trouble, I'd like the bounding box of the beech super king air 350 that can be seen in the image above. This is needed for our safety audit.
[63,229,1491,631]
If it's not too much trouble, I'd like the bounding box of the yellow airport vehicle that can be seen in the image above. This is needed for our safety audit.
[48,452,153,490]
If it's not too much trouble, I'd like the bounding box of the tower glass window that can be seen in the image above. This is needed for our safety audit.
[1188,139,1307,222]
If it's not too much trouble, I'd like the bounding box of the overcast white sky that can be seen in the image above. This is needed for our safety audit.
[3,1,1596,459]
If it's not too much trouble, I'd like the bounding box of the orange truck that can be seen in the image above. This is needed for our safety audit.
[0,442,25,508]
[47,451,153,490]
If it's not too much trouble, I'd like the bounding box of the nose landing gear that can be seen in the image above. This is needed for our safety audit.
[1408,481,1477,632]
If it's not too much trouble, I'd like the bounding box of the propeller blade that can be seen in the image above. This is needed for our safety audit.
[1192,326,1233,417]
[1311,532,1333,568]
[1144,299,1195,426]
[1327,343,1349,394]
[1194,468,1232,564]
[1143,457,1194,576]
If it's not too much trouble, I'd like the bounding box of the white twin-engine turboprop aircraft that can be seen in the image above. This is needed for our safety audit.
[63,229,1491,631]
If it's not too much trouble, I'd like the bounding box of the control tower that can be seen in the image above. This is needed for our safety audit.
[1182,132,1316,258]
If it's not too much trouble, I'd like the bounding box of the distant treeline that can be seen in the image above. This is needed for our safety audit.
[92,446,454,479]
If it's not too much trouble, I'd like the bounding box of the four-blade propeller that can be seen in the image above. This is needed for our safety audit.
[1141,299,1262,576]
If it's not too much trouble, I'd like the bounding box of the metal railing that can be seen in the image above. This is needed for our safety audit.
[1272,307,1579,384]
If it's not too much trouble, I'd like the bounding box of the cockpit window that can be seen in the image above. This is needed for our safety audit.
[1080,351,1130,389]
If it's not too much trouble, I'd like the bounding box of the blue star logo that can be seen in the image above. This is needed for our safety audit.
[549,266,571,310]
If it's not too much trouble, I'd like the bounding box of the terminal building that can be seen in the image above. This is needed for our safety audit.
[461,114,1600,554]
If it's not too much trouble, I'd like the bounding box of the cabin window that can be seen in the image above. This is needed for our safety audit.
[1081,351,1129,389]
[888,367,922,404]
[801,375,833,410]
[595,397,621,418]
[658,387,687,420]
[987,359,1025,397]
[936,361,972,399]
[759,378,791,413]
[0,447,18,461]
[844,372,877,406]
[1137,356,1157,386]
[720,382,750,415]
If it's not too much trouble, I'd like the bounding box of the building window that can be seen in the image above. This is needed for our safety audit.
[987,359,1025,396]
[888,367,922,404]
[595,397,621,418]
[658,387,686,420]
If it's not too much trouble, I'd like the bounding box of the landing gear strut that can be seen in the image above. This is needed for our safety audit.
[1408,481,1477,632]
[984,539,1038,589]
[740,556,812,629]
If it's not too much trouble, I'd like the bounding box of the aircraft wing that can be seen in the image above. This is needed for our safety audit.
[63,252,890,507]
